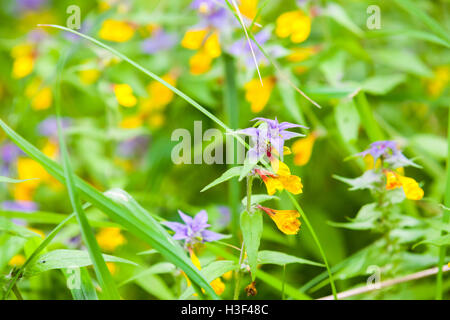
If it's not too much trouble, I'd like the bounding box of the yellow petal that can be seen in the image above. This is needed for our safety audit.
[12,55,34,79]
[114,84,137,107]
[238,0,258,20]
[8,254,26,267]
[398,176,424,200]
[80,69,100,85]
[244,77,274,113]
[291,134,316,166]
[120,115,143,129]
[210,278,225,296]
[203,32,221,58]
[99,19,135,42]
[181,29,208,50]
[96,227,126,252]
[270,210,301,235]
[189,50,212,75]
[31,87,52,110]
[279,175,303,195]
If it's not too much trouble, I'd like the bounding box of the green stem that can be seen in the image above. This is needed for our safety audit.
[12,284,23,300]
[355,91,384,141]
[223,54,241,243]
[287,192,338,300]
[281,264,286,300]
[436,109,450,300]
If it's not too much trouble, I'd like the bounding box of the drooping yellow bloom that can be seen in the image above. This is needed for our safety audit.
[182,29,221,75]
[114,84,137,107]
[258,205,301,235]
[384,170,424,200]
[95,227,126,252]
[203,32,221,58]
[8,254,26,267]
[239,0,258,20]
[291,132,317,166]
[99,19,135,42]
[244,77,275,113]
[256,160,303,195]
[276,10,311,43]
[186,249,225,296]
[79,69,100,85]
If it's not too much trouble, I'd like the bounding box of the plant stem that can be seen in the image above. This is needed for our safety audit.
[233,176,253,300]
[436,109,450,300]
[12,284,23,300]
[223,54,241,243]
[355,91,384,141]
[287,192,338,300]
[281,264,286,300]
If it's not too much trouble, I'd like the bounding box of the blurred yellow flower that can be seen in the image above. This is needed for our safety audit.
[244,77,275,113]
[291,132,317,166]
[148,113,165,128]
[189,50,213,75]
[106,262,117,275]
[182,29,221,75]
[187,250,226,296]
[210,278,225,295]
[120,115,143,129]
[8,254,26,267]
[114,84,137,107]
[146,73,177,110]
[25,78,52,110]
[28,227,45,239]
[99,19,135,42]
[239,0,258,20]
[203,32,221,58]
[276,10,311,43]
[426,65,449,98]
[181,29,208,50]
[287,47,316,62]
[364,154,382,170]
[96,227,126,252]
[79,69,100,85]
[11,43,35,79]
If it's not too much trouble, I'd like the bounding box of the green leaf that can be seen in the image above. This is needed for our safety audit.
[0,119,219,300]
[323,3,364,37]
[24,249,137,277]
[62,267,98,300]
[135,274,175,300]
[0,176,38,184]
[371,50,432,77]
[411,134,447,160]
[240,210,263,281]
[415,234,450,247]
[361,74,406,95]
[328,203,382,230]
[0,217,44,238]
[257,250,324,267]
[333,171,382,191]
[119,262,176,287]
[334,99,360,143]
[201,166,242,192]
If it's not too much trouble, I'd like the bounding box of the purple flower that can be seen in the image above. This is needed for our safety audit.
[1,143,22,164]
[217,205,231,228]
[229,29,270,67]
[163,209,226,247]
[17,0,47,11]
[240,118,306,161]
[190,0,234,29]
[358,140,419,169]
[142,29,177,54]
[64,20,93,41]
[117,135,149,158]
[2,200,38,212]
[38,116,72,138]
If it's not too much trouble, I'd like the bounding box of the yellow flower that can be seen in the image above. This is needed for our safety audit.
[12,55,35,79]
[384,170,424,200]
[276,10,311,43]
[426,66,450,98]
[99,19,135,42]
[27,227,45,239]
[106,262,117,275]
[363,154,382,170]
[148,113,165,128]
[146,73,177,110]
[114,84,137,107]
[258,205,301,235]
[120,115,143,129]
[11,43,35,79]
[25,78,52,110]
[239,0,258,20]
[189,50,213,75]
[9,254,26,267]
[79,69,100,85]
[16,157,48,190]
[203,32,221,58]
[256,160,303,195]
[287,47,316,63]
[95,227,126,252]
[244,77,275,113]
[187,249,226,296]
[291,132,317,166]
[181,29,208,50]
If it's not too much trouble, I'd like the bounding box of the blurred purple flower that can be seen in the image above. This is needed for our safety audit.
[17,0,47,11]
[1,143,22,164]
[64,20,92,41]
[190,0,233,29]
[217,205,231,227]
[2,200,38,212]
[38,116,72,138]
[117,136,149,158]
[142,29,177,54]
[163,210,226,247]
[358,140,419,168]
[67,235,82,247]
